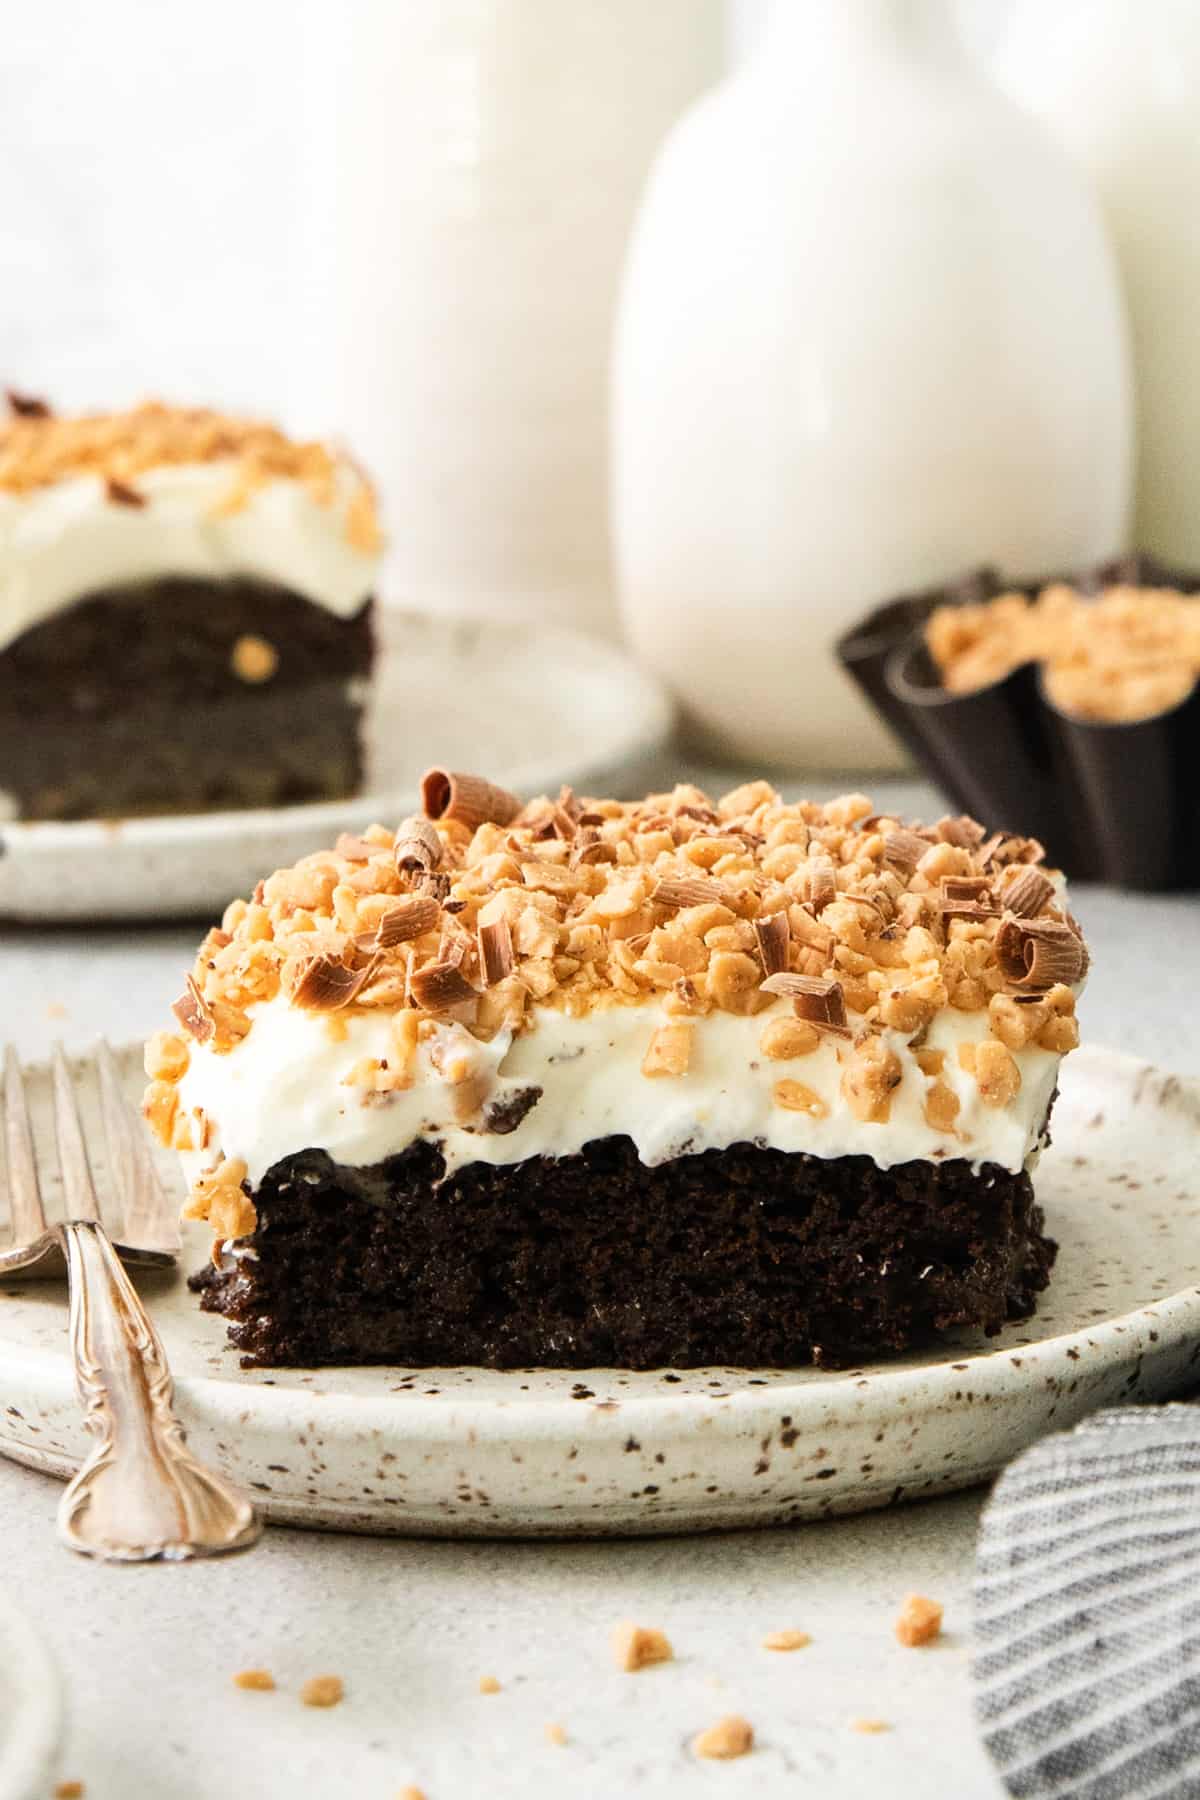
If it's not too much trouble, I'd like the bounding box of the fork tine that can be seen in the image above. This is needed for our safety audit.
[97,1039,180,1256]
[4,1045,48,1242]
[50,1044,101,1225]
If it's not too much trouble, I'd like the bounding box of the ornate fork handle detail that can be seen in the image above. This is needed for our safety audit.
[58,1221,261,1561]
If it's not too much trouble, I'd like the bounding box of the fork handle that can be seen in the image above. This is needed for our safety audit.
[57,1220,261,1562]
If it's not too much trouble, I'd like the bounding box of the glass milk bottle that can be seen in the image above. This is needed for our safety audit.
[993,0,1200,567]
[308,0,722,639]
[612,0,1132,768]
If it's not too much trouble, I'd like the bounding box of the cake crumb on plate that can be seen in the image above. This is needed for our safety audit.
[54,1784,84,1799]
[851,1718,892,1734]
[300,1674,344,1708]
[612,1620,674,1672]
[693,1715,754,1760]
[232,1668,275,1691]
[762,1629,811,1652]
[895,1594,944,1647]
[478,1674,502,1694]
[544,1721,568,1746]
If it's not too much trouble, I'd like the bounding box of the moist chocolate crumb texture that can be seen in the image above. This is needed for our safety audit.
[144,771,1088,1369]
[0,396,382,819]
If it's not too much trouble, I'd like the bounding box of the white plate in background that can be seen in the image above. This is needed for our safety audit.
[0,1592,62,1800]
[0,1044,1196,1538]
[0,608,674,922]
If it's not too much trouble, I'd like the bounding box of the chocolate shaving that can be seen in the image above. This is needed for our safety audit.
[996,917,1089,991]
[334,832,376,863]
[651,875,738,910]
[805,861,838,912]
[882,829,927,876]
[937,875,999,922]
[1003,867,1055,919]
[935,814,987,848]
[6,389,50,418]
[439,917,473,968]
[421,768,521,830]
[572,832,618,867]
[409,960,478,1012]
[171,974,214,1044]
[355,894,441,952]
[412,870,451,904]
[760,972,850,1035]
[941,875,993,903]
[478,916,514,985]
[675,803,720,825]
[289,954,374,1011]
[393,815,443,876]
[754,911,790,977]
[105,475,145,507]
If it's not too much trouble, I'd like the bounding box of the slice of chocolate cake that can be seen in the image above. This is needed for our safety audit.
[0,395,381,819]
[144,771,1088,1371]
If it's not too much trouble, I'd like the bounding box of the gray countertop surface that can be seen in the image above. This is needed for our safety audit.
[0,771,1195,1799]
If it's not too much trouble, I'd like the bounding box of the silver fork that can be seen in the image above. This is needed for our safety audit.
[2,1041,261,1562]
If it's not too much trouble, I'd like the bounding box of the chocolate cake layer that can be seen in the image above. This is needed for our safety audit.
[0,578,374,819]
[191,1136,1056,1370]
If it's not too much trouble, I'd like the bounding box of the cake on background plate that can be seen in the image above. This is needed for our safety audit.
[0,392,381,820]
[144,770,1088,1370]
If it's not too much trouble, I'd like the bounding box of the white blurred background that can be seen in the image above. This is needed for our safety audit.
[0,0,1015,429]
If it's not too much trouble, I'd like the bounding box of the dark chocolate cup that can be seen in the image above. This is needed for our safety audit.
[836,554,1200,889]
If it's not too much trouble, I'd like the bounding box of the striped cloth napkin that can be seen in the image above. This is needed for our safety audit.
[973,1403,1200,1798]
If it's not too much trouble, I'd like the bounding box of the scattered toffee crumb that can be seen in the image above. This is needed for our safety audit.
[693,1715,754,1760]
[53,1784,85,1799]
[45,1000,67,1019]
[761,1630,811,1652]
[478,1674,502,1694]
[851,1718,892,1734]
[398,1788,427,1800]
[544,1722,568,1747]
[300,1674,344,1708]
[894,1594,943,1647]
[233,1668,275,1691]
[612,1620,674,1672]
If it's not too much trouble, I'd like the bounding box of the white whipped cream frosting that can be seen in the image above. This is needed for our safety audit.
[177,995,1066,1195]
[0,460,378,650]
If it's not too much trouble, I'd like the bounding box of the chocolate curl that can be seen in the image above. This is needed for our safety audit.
[651,875,739,910]
[421,768,521,830]
[409,960,478,1013]
[394,816,443,875]
[287,955,375,1011]
[754,911,790,977]
[760,972,850,1035]
[804,861,838,912]
[996,917,1089,991]
[1002,867,1055,919]
[881,829,928,876]
[478,916,514,986]
[354,894,441,952]
[105,476,145,507]
[6,389,50,418]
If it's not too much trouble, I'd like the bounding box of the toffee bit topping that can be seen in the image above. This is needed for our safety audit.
[760,972,849,1036]
[7,388,51,418]
[882,828,928,876]
[478,915,514,985]
[611,1621,674,1673]
[1002,866,1055,919]
[996,916,1088,990]
[409,960,478,1013]
[421,767,520,830]
[357,894,441,951]
[334,832,375,863]
[693,1716,754,1761]
[393,816,443,875]
[651,875,738,910]
[105,475,145,507]
[172,975,214,1044]
[754,910,790,977]
[287,954,375,1011]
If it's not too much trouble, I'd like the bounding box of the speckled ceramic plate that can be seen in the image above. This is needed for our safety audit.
[0,1044,1197,1537]
[0,608,674,922]
[0,1592,62,1800]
